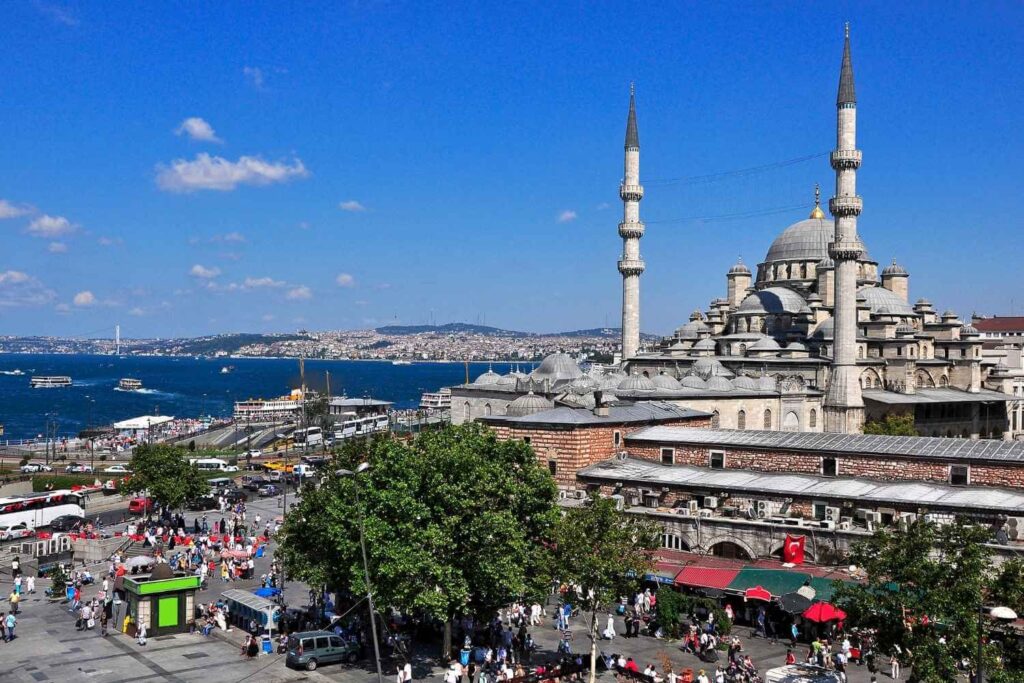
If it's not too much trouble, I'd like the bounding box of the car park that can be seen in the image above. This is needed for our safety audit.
[0,523,34,541]
[243,476,270,491]
[285,631,360,671]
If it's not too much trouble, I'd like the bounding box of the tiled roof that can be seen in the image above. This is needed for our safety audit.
[974,317,1024,333]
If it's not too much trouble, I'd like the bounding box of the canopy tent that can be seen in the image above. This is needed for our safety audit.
[744,586,773,601]
[674,565,741,590]
[727,568,814,599]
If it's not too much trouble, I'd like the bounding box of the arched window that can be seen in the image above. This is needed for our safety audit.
[739,344,747,355]
[463,402,471,420]
[711,410,720,429]
[484,403,492,416]
[783,411,800,431]
[809,408,817,428]
[939,375,949,387]
[858,346,864,359]
[763,409,772,429]
[737,410,746,430]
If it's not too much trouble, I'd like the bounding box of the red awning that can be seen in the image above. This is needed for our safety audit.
[675,565,741,590]
[744,585,773,601]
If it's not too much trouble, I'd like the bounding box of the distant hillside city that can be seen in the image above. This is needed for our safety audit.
[0,323,659,362]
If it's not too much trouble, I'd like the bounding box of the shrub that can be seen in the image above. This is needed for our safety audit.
[655,588,732,638]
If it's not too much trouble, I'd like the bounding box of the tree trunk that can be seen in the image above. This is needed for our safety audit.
[443,618,452,663]
[589,605,599,683]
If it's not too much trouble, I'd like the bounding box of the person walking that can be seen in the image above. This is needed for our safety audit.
[889,652,900,681]
[137,620,147,646]
[5,611,16,640]
[26,575,35,595]
[0,612,6,642]
[8,588,19,615]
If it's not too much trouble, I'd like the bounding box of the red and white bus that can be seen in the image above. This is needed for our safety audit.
[0,490,86,530]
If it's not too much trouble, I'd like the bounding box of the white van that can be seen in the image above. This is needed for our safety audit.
[292,463,317,479]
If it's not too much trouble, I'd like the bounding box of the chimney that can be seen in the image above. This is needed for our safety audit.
[593,390,610,417]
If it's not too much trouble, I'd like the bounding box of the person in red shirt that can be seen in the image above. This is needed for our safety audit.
[786,649,796,665]
[625,658,639,672]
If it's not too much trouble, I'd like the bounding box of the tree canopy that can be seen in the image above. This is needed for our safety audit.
[122,443,207,510]
[835,518,1022,682]
[863,412,918,436]
[279,423,559,656]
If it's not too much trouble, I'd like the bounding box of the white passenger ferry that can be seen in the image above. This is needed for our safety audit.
[118,377,143,391]
[30,376,72,388]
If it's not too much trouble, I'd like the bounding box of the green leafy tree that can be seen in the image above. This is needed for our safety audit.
[123,444,207,511]
[279,423,558,658]
[863,412,917,436]
[552,496,659,683]
[834,518,1013,682]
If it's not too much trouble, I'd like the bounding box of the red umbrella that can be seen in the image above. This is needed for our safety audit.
[802,602,847,623]
[745,586,772,601]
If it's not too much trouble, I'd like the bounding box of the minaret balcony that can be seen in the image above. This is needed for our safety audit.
[828,240,866,260]
[619,184,645,202]
[830,149,862,170]
[829,195,863,217]
[618,221,645,239]
[617,258,646,276]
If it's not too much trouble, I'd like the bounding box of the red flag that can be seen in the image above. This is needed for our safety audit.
[783,534,805,564]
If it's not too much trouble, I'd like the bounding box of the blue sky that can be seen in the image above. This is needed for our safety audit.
[1,2,1021,338]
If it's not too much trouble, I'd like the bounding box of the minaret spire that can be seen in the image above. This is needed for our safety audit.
[823,24,866,433]
[618,84,645,362]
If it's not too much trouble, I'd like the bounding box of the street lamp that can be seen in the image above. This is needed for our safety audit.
[336,463,382,683]
[977,604,1018,683]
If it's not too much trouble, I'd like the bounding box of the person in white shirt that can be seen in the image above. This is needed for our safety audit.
[602,613,616,640]
[696,670,709,683]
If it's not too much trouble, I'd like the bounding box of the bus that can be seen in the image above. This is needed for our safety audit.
[0,490,86,530]
[293,427,323,448]
[333,415,390,441]
[189,458,230,472]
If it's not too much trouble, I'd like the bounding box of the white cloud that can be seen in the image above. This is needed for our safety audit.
[221,231,246,243]
[27,214,76,237]
[243,66,265,89]
[47,241,68,253]
[128,307,145,316]
[55,303,71,314]
[335,273,355,288]
[596,202,611,210]
[97,236,123,246]
[243,276,285,289]
[286,285,312,300]
[35,2,78,26]
[175,117,223,143]
[0,271,29,285]
[0,199,32,219]
[190,264,221,279]
[339,200,367,212]
[557,210,578,223]
[0,271,54,308]
[156,153,309,192]
[261,314,275,322]
[73,290,96,307]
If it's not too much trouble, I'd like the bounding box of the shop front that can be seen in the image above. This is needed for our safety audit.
[122,563,201,636]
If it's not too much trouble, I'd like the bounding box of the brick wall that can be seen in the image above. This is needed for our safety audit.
[625,440,1024,488]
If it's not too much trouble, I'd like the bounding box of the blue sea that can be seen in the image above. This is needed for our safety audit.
[0,354,520,440]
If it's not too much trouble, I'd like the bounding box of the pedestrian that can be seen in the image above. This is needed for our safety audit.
[137,620,147,646]
[890,653,900,681]
[0,612,5,642]
[5,611,15,640]
[8,589,19,615]
[247,634,259,658]
[100,610,109,636]
[26,575,35,594]
[602,613,616,640]
[696,669,709,683]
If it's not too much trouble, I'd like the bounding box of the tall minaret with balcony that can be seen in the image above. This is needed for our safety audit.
[618,84,645,361]
[823,24,866,433]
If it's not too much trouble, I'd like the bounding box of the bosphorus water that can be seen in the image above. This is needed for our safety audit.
[0,354,520,440]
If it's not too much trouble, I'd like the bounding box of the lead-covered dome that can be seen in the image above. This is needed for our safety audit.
[617,374,655,392]
[858,286,915,316]
[529,352,582,383]
[651,372,682,391]
[474,369,502,385]
[674,319,710,340]
[764,217,835,263]
[737,287,811,315]
[506,392,554,417]
[680,374,708,389]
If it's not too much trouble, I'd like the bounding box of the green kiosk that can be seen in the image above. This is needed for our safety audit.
[123,563,202,636]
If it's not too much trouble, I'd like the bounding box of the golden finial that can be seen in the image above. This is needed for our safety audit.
[809,183,826,219]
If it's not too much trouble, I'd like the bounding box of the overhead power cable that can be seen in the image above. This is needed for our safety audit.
[645,152,829,187]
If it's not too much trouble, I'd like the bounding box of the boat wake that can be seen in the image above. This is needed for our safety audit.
[0,370,25,376]
[114,387,170,396]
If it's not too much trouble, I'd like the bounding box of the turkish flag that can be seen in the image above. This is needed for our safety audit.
[783,534,806,564]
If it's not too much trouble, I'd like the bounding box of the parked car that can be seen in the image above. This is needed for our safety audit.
[64,463,94,474]
[243,476,270,491]
[285,631,360,671]
[245,449,262,458]
[19,463,53,473]
[221,465,239,472]
[257,484,280,497]
[128,497,154,514]
[186,495,218,511]
[103,465,131,474]
[0,523,34,541]
[222,488,248,504]
[49,515,87,532]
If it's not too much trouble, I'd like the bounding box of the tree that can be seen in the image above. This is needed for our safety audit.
[279,423,559,658]
[863,412,917,436]
[552,496,659,683]
[834,518,1017,682]
[122,444,207,511]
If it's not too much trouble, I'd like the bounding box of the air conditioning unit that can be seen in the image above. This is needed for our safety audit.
[1006,516,1024,541]
[674,507,691,517]
[840,516,854,526]
[609,494,625,511]
[616,451,629,461]
[688,500,700,514]
[819,520,836,531]
[572,490,587,500]
[825,506,842,522]
[697,508,713,518]
[756,500,771,516]
[863,511,882,524]
[558,490,568,500]
[703,496,719,509]
[628,496,641,507]
[854,508,873,520]
[838,521,852,530]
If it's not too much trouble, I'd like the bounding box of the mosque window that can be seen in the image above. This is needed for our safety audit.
[548,460,558,477]
[709,451,725,469]
[950,465,969,486]
[662,534,684,551]
[739,344,747,355]
[661,448,675,465]
[809,409,817,428]
[711,410,720,428]
[523,436,531,446]
[737,410,746,430]
[822,457,838,477]
[613,431,622,447]
[484,403,492,416]
[463,402,471,420]
[763,409,772,429]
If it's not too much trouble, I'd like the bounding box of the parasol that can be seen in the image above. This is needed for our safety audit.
[253,587,282,598]
[779,592,813,614]
[125,555,156,568]
[802,602,847,623]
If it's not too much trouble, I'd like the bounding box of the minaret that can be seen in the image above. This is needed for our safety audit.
[618,83,645,361]
[823,24,866,433]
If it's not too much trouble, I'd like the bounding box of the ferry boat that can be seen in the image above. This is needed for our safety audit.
[220,365,235,374]
[420,387,452,411]
[118,378,143,391]
[0,369,25,376]
[30,376,72,388]
[391,360,412,366]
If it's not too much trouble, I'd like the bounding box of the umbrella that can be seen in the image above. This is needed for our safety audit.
[745,586,772,601]
[796,585,817,600]
[802,601,847,623]
[220,549,248,560]
[253,587,282,598]
[126,555,156,568]
[779,592,813,614]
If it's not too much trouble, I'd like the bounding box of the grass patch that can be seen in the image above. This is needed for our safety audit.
[32,474,104,492]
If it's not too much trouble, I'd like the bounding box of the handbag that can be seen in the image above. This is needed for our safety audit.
[88,618,96,629]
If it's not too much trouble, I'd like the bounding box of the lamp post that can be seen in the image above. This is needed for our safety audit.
[336,463,383,683]
[977,604,1018,683]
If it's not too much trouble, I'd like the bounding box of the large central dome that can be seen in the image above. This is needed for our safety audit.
[765,217,834,263]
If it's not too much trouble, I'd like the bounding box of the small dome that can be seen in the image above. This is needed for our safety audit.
[786,341,807,351]
[817,256,835,269]
[806,293,822,303]
[693,357,734,379]
[915,298,932,306]
[569,375,599,395]
[530,352,582,382]
[748,337,782,352]
[882,259,908,276]
[651,372,682,390]
[758,375,778,391]
[858,286,914,316]
[617,374,656,392]
[680,374,708,389]
[737,287,810,315]
[496,374,517,386]
[689,309,705,322]
[706,376,734,392]
[674,319,710,340]
[728,258,751,275]
[474,369,502,385]
[693,338,717,351]
[732,375,760,390]
[942,309,958,319]
[507,392,554,417]
[961,324,980,336]
[810,318,835,340]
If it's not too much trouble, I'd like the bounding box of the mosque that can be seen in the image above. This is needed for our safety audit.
[451,28,1018,440]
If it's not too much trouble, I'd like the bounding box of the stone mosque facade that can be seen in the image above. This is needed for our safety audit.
[451,29,1018,440]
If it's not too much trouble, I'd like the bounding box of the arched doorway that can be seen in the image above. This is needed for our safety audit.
[708,540,753,560]
[783,411,800,431]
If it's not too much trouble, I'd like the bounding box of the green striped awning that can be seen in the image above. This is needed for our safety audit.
[725,568,812,597]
